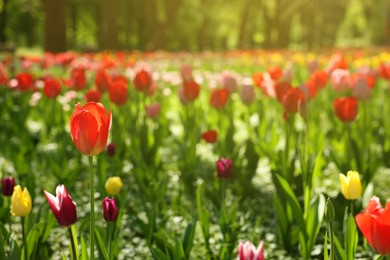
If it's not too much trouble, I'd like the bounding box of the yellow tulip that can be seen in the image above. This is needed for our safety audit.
[105,177,123,195]
[10,185,32,216]
[339,171,362,200]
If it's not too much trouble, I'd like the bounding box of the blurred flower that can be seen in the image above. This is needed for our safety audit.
[182,79,200,102]
[133,68,152,93]
[379,63,390,80]
[331,69,351,92]
[307,70,328,90]
[102,197,118,222]
[95,69,112,92]
[11,185,32,216]
[352,76,371,101]
[71,68,86,90]
[1,176,15,196]
[221,71,238,93]
[216,158,233,179]
[268,66,282,81]
[237,240,264,260]
[274,81,292,103]
[44,185,77,227]
[107,143,116,157]
[252,72,263,88]
[145,103,161,119]
[326,53,348,74]
[339,171,361,200]
[16,73,33,91]
[180,64,193,82]
[69,102,112,156]
[355,196,390,255]
[240,84,255,105]
[281,88,305,114]
[43,78,62,99]
[210,88,229,109]
[85,89,102,103]
[109,78,128,106]
[333,97,358,122]
[201,130,218,143]
[105,177,123,195]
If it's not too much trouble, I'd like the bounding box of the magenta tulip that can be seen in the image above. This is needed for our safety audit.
[103,197,118,222]
[44,185,77,227]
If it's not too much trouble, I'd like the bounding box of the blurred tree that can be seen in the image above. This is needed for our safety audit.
[100,0,120,50]
[0,0,8,42]
[42,0,67,52]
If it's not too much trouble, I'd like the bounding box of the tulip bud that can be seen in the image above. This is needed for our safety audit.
[44,185,77,227]
[1,176,15,196]
[102,197,118,222]
[325,197,335,221]
[237,240,264,260]
[11,185,32,217]
[339,171,362,200]
[107,143,116,157]
[105,177,123,195]
[216,158,233,179]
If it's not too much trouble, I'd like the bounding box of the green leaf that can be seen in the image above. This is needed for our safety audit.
[26,223,45,259]
[0,223,5,260]
[150,247,170,260]
[181,218,197,258]
[7,238,21,260]
[94,227,109,260]
[362,182,374,208]
[345,214,358,260]
[305,194,325,256]
[324,231,328,260]
[275,174,308,241]
[334,234,347,260]
[69,225,79,260]
[80,237,88,260]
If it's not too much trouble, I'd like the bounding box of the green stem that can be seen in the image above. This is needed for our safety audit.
[89,156,95,260]
[107,223,112,259]
[68,226,77,260]
[329,220,334,260]
[22,217,28,260]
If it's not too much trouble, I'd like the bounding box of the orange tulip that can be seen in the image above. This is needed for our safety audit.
[333,97,358,122]
[70,102,112,156]
[109,79,128,106]
[210,88,229,109]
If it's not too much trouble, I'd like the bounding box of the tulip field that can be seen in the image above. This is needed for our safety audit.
[0,49,390,260]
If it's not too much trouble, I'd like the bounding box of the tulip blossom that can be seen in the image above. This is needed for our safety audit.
[274,81,292,103]
[43,78,62,99]
[105,176,123,195]
[216,158,233,179]
[240,84,256,105]
[102,197,118,222]
[133,68,152,93]
[44,185,77,227]
[355,196,390,255]
[201,130,218,143]
[145,103,161,118]
[237,240,264,260]
[221,71,238,93]
[180,64,193,82]
[69,102,112,156]
[71,68,86,90]
[1,176,15,196]
[109,79,128,106]
[85,89,102,103]
[183,79,200,102]
[333,97,358,122]
[351,76,371,101]
[281,88,305,114]
[16,73,33,91]
[379,63,390,80]
[107,143,116,157]
[210,88,229,109]
[95,69,112,92]
[10,185,32,217]
[268,66,282,81]
[331,69,351,92]
[339,171,361,200]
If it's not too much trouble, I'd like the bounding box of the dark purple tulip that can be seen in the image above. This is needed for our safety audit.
[216,158,233,179]
[44,185,77,227]
[103,197,118,222]
[1,177,15,196]
[107,143,116,157]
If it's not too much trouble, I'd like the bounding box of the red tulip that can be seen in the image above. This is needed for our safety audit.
[44,185,77,227]
[109,79,128,106]
[133,68,152,93]
[69,102,112,156]
[252,72,263,88]
[274,81,292,103]
[308,70,328,90]
[281,88,305,114]
[16,73,33,91]
[201,130,218,143]
[183,79,200,102]
[216,158,233,179]
[355,196,390,255]
[238,240,264,260]
[43,78,62,99]
[333,97,358,122]
[85,89,102,103]
[1,176,15,196]
[379,63,390,80]
[102,197,118,222]
[95,70,112,93]
[268,66,282,81]
[71,68,86,90]
[210,88,229,109]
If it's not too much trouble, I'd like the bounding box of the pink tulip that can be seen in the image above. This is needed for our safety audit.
[44,185,77,227]
[331,69,351,92]
[241,84,255,105]
[180,64,193,82]
[221,71,238,93]
[145,103,161,119]
[237,240,264,260]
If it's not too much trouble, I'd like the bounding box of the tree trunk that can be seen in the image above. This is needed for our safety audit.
[42,0,67,52]
[0,0,7,42]
[100,0,120,50]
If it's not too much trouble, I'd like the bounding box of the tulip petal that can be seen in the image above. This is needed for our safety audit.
[78,111,99,155]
